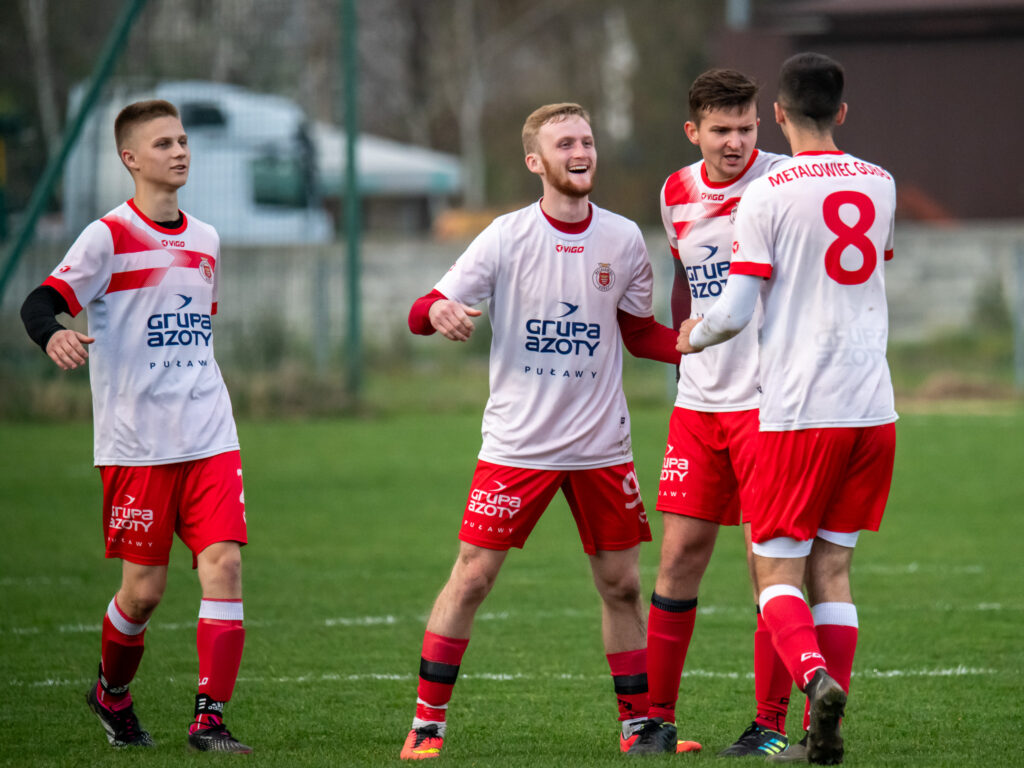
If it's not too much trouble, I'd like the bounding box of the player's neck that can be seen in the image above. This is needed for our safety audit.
[132,186,181,224]
[539,192,590,223]
[786,128,839,156]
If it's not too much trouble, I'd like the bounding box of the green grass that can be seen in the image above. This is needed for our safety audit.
[1,403,1023,767]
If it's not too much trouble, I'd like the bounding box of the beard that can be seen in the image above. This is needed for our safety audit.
[541,156,594,198]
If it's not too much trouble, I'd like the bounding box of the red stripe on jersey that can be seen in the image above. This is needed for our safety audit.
[729,260,772,278]
[707,196,741,218]
[663,168,700,207]
[884,249,894,261]
[669,244,680,261]
[106,267,172,293]
[42,276,83,316]
[102,216,165,255]
[212,302,218,315]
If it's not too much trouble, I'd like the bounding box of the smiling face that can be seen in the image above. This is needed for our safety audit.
[685,102,759,183]
[526,114,596,199]
[120,115,190,190]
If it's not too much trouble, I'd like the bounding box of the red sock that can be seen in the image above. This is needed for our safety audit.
[414,631,469,728]
[753,608,791,733]
[196,599,245,703]
[759,586,826,691]
[98,595,148,707]
[607,648,650,722]
[801,602,858,730]
[645,593,697,723]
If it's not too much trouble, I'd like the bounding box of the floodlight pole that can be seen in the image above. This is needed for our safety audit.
[342,0,363,400]
[0,0,149,307]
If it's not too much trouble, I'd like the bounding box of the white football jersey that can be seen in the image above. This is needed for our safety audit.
[43,200,239,465]
[660,149,787,411]
[435,201,654,470]
[729,152,898,430]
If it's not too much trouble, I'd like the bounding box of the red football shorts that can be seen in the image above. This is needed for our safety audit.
[750,424,896,544]
[459,460,652,555]
[99,450,248,567]
[656,407,759,525]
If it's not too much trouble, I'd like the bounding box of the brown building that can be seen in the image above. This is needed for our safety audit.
[714,0,1024,221]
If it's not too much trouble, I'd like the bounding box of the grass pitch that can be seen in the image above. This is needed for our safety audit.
[1,402,1022,767]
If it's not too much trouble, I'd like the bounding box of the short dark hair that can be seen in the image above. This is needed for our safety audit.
[688,69,760,125]
[114,99,180,151]
[777,52,844,131]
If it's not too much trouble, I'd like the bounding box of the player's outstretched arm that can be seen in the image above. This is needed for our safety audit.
[429,299,482,342]
[682,272,761,353]
[45,329,95,370]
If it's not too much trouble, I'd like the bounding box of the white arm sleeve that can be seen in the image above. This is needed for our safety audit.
[688,272,762,350]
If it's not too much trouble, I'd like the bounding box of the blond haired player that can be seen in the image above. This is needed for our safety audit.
[20,100,251,753]
[678,53,898,765]
[635,68,793,757]
[400,103,691,759]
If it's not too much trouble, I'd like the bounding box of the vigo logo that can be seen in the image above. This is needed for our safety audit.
[685,260,731,299]
[556,244,584,253]
[109,494,155,532]
[525,302,601,357]
[468,480,522,520]
[661,446,689,483]
[161,239,186,247]
[701,192,725,202]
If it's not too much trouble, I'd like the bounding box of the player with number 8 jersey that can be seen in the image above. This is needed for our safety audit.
[728,148,897,430]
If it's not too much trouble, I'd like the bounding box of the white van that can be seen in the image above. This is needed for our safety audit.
[64,80,333,244]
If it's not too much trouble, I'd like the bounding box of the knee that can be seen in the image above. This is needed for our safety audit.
[596,569,642,607]
[118,584,164,619]
[448,556,498,607]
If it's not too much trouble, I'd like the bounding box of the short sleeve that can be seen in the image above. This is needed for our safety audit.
[41,219,115,316]
[617,228,655,317]
[434,220,502,307]
[730,179,775,278]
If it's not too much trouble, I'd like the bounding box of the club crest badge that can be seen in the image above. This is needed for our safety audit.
[199,257,214,283]
[592,262,615,292]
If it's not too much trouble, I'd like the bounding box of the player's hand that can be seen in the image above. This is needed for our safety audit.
[429,299,482,342]
[676,318,702,355]
[45,329,95,370]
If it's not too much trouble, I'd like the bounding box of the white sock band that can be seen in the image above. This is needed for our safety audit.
[198,598,244,621]
[107,596,149,636]
[811,601,858,628]
[758,583,806,614]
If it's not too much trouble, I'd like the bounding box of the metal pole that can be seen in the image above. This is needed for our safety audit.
[342,0,362,399]
[0,0,149,307]
[1014,241,1024,393]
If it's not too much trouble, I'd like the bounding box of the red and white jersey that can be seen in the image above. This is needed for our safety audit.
[660,149,787,411]
[435,201,654,470]
[43,200,239,465]
[730,151,898,430]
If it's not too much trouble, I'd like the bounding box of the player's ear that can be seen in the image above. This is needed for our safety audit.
[683,121,700,146]
[524,152,543,176]
[773,102,785,126]
[834,103,848,127]
[120,147,137,173]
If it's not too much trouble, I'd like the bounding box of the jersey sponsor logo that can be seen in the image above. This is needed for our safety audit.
[701,192,725,202]
[198,256,214,283]
[685,260,731,299]
[161,239,186,248]
[525,302,601,357]
[147,297,213,347]
[660,445,689,483]
[556,244,584,253]
[524,365,598,379]
[109,494,155,533]
[468,480,522,520]
[700,245,718,261]
[592,262,615,292]
[58,265,71,273]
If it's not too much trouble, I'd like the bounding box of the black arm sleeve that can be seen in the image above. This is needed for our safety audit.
[21,285,70,353]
